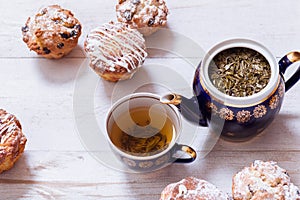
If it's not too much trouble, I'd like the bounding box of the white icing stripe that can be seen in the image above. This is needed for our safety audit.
[88,28,139,71]
[104,24,147,70]
[85,22,147,73]
[97,28,138,71]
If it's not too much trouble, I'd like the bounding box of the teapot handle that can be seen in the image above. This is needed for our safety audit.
[278,52,300,92]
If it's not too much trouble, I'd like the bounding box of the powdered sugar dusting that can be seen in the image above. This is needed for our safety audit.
[233,160,300,200]
[84,21,147,74]
[160,177,231,200]
[116,0,168,35]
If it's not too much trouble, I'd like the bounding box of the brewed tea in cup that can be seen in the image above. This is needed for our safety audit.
[109,106,175,156]
[106,93,196,171]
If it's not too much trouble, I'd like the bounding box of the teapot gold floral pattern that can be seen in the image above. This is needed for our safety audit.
[161,39,300,141]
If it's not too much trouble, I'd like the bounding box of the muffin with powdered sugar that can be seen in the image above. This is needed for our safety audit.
[0,109,27,174]
[84,21,147,82]
[22,5,81,59]
[116,0,168,36]
[160,177,232,200]
[232,160,300,200]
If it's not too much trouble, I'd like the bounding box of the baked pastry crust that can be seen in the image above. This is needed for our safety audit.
[22,5,82,59]
[116,0,168,36]
[0,109,27,173]
[84,21,147,82]
[160,177,232,200]
[232,160,300,200]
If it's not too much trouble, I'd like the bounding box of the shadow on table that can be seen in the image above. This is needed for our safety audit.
[123,163,195,200]
[0,153,31,199]
[0,152,67,199]
[118,112,299,199]
[145,25,204,61]
[255,113,299,141]
[34,46,85,84]
[95,66,158,102]
[214,113,300,150]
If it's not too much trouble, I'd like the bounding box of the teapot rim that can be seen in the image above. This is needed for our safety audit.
[199,38,279,106]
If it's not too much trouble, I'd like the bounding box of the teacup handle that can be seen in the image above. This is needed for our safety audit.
[278,51,300,91]
[172,143,197,163]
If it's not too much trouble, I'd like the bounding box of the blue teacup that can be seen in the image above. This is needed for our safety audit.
[106,93,197,171]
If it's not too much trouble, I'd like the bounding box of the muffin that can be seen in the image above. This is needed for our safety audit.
[0,109,27,173]
[116,0,168,36]
[232,160,300,200]
[84,21,147,82]
[160,177,232,200]
[21,5,82,59]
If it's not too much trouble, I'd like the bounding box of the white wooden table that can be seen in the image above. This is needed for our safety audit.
[1,0,299,199]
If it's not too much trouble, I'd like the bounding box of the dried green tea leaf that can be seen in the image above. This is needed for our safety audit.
[209,47,271,97]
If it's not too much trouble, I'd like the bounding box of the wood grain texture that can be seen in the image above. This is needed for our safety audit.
[0,0,299,199]
[0,151,299,199]
[1,0,300,58]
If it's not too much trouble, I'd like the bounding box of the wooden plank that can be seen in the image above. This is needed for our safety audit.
[0,151,299,199]
[0,58,298,152]
[0,0,300,199]
[0,0,299,58]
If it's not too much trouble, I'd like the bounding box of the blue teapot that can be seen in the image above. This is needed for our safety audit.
[161,39,300,141]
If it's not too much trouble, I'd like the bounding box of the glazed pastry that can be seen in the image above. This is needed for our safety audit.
[160,177,232,200]
[22,5,82,59]
[84,21,147,82]
[116,0,168,36]
[232,160,300,200]
[0,109,27,173]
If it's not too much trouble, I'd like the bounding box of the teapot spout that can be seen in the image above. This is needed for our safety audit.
[160,94,208,127]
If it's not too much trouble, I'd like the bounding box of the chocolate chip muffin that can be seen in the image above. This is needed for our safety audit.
[232,160,300,200]
[0,109,27,174]
[116,0,168,36]
[84,21,147,82]
[21,5,82,59]
[160,177,232,200]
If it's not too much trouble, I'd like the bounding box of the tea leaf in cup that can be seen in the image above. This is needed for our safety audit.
[121,126,168,156]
